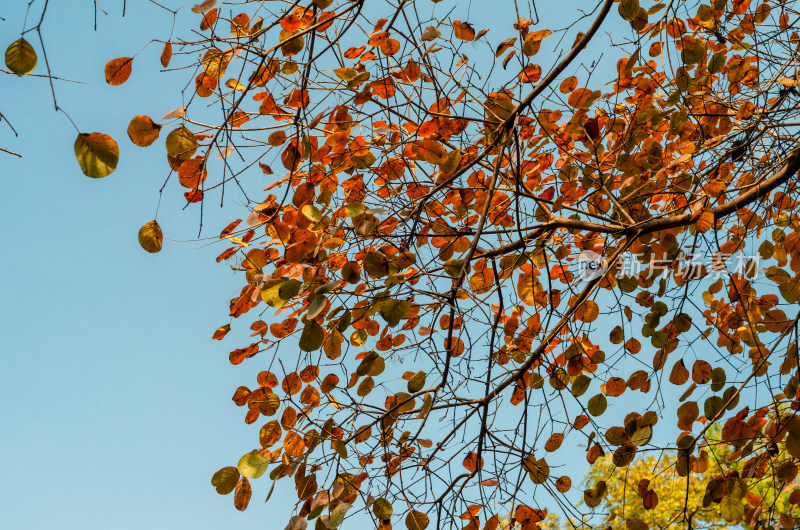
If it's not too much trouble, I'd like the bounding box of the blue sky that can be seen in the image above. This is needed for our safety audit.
[0,2,636,529]
[0,2,285,528]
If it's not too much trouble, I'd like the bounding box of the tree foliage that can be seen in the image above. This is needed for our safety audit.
[7,0,800,528]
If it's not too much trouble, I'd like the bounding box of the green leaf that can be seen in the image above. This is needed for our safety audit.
[345,202,365,217]
[307,295,327,319]
[571,374,591,397]
[523,456,549,484]
[587,394,607,416]
[780,281,800,303]
[334,67,358,81]
[211,466,240,495]
[237,451,269,479]
[329,502,351,528]
[709,51,725,74]
[444,259,470,278]
[165,126,198,162]
[74,132,119,178]
[441,149,462,174]
[357,376,374,397]
[373,498,393,520]
[363,252,389,278]
[379,299,410,327]
[279,279,303,300]
[408,371,426,393]
[720,495,744,523]
[301,204,322,222]
[681,37,706,65]
[765,266,791,284]
[299,320,324,352]
[618,0,640,21]
[5,38,37,75]
[138,220,164,253]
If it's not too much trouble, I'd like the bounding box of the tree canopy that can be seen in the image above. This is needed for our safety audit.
[7,0,800,528]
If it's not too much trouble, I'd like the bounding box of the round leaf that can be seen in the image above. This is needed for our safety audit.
[211,466,240,495]
[74,132,119,178]
[127,115,162,147]
[406,511,430,530]
[299,320,324,352]
[165,126,198,162]
[105,57,133,85]
[587,394,607,416]
[5,38,36,75]
[237,451,269,479]
[138,220,163,253]
[373,498,393,520]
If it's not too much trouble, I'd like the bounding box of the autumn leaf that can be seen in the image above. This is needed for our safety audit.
[5,38,37,75]
[138,220,163,253]
[74,132,119,178]
[127,115,161,147]
[105,57,133,86]
[453,21,475,42]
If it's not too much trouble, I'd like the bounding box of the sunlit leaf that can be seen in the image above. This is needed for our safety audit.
[74,132,119,178]
[165,126,198,162]
[138,220,163,253]
[5,38,36,75]
[127,115,161,147]
[105,57,133,86]
[211,466,239,495]
[237,451,269,479]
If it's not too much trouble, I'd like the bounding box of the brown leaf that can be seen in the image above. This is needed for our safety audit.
[160,42,172,68]
[105,57,133,86]
[233,477,251,510]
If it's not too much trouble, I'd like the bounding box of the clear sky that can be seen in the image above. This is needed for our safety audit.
[1,2,631,529]
[1,2,288,528]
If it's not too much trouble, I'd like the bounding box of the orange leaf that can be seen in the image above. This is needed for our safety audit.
[696,209,714,233]
[282,372,303,395]
[105,57,133,86]
[160,42,172,68]
[200,8,217,31]
[518,64,541,83]
[371,77,396,99]
[178,157,208,189]
[453,21,476,41]
[212,324,231,340]
[462,451,484,472]
[127,115,161,147]
[233,477,251,511]
[559,76,578,94]
[284,431,306,457]
[567,87,593,108]
[408,140,447,165]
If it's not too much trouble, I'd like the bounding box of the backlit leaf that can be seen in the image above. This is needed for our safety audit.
[406,511,430,530]
[234,477,251,511]
[211,466,240,495]
[105,57,133,86]
[5,38,36,75]
[237,451,269,479]
[160,42,172,68]
[74,132,119,178]
[138,220,163,253]
[127,115,162,147]
[165,126,198,162]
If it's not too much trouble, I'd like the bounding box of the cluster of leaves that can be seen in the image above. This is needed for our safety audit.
[10,0,800,528]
